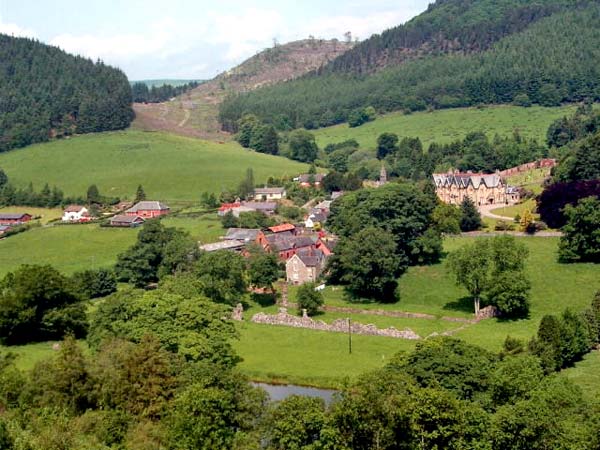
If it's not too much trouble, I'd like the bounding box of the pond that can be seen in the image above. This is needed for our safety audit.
[253,382,338,404]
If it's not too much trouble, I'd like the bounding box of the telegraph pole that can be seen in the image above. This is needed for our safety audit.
[347,317,352,354]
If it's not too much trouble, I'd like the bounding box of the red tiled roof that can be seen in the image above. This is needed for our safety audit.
[219,202,241,211]
[269,223,295,233]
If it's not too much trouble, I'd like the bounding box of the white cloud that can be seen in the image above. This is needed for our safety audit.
[300,9,422,42]
[0,15,37,38]
[205,8,287,62]
[49,17,184,62]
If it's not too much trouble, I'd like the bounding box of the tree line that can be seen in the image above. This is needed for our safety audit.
[326,0,576,74]
[131,81,200,103]
[0,34,133,153]
[537,105,600,262]
[1,283,599,448]
[219,5,600,131]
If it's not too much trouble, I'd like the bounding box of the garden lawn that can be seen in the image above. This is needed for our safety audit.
[0,224,137,277]
[0,130,308,202]
[312,105,576,149]
[490,198,538,220]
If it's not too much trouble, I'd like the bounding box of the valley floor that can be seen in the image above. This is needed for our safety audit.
[3,232,598,392]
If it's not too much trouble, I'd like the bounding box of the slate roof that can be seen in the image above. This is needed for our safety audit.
[241,201,277,211]
[295,248,325,267]
[224,228,261,241]
[297,173,325,183]
[0,225,11,233]
[433,172,504,189]
[254,187,285,195]
[110,215,145,224]
[127,201,170,212]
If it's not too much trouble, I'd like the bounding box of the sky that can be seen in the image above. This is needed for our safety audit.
[0,0,430,80]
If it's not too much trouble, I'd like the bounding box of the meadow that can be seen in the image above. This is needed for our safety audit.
[312,105,576,149]
[0,130,308,202]
[239,236,600,386]
[1,229,598,390]
[0,224,138,277]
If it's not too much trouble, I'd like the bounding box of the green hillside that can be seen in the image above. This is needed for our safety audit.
[312,104,576,149]
[0,224,137,278]
[0,130,308,202]
[0,34,133,153]
[219,3,600,131]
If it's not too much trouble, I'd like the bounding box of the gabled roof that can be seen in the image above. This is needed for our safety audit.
[294,248,325,267]
[298,173,325,183]
[110,214,145,224]
[200,240,246,252]
[64,205,86,213]
[127,201,169,212]
[0,225,12,232]
[269,223,295,233]
[242,201,277,211]
[0,213,30,220]
[254,187,285,195]
[433,172,504,189]
[224,228,261,241]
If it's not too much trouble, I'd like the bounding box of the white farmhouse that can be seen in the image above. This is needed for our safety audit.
[62,205,90,222]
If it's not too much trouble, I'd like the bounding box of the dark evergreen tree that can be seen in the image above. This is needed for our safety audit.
[135,185,146,203]
[459,197,482,232]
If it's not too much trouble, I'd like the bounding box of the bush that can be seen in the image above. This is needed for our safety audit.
[495,220,515,231]
[296,283,324,316]
[72,268,117,299]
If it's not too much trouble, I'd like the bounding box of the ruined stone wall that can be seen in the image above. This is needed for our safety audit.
[247,307,421,340]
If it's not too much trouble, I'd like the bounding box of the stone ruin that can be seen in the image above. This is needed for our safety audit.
[232,303,244,321]
[249,307,421,340]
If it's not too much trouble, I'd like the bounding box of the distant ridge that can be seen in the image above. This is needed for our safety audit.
[219,0,600,131]
[132,38,354,140]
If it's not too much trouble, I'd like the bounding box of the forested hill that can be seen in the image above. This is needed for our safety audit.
[0,34,133,153]
[326,0,579,74]
[219,1,600,132]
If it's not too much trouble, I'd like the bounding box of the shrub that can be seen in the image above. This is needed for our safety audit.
[296,283,324,316]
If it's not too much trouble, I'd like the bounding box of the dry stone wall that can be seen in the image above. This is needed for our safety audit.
[246,307,421,340]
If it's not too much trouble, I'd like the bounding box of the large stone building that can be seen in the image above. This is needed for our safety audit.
[433,170,516,206]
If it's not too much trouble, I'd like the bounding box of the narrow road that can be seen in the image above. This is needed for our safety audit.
[478,203,513,221]
[178,108,191,127]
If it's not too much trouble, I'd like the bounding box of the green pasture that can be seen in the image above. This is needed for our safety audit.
[2,232,599,389]
[561,350,600,401]
[161,214,224,244]
[0,224,137,277]
[312,105,576,149]
[0,130,308,202]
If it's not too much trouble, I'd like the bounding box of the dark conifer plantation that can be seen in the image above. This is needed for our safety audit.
[0,34,134,152]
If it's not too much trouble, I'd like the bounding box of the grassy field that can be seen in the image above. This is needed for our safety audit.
[0,206,63,224]
[2,234,598,389]
[237,236,600,386]
[0,224,138,277]
[0,130,308,202]
[234,322,416,388]
[161,214,224,244]
[561,350,600,401]
[312,105,576,149]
